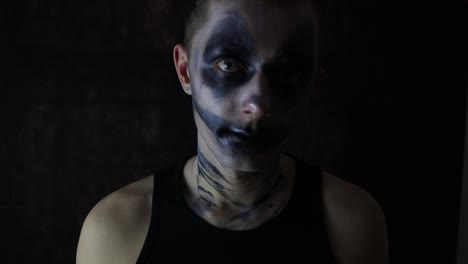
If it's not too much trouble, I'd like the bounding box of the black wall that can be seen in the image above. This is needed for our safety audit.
[1,0,466,263]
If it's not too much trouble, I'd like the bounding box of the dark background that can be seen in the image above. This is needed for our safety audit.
[1,0,466,263]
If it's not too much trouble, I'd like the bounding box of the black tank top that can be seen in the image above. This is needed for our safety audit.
[137,153,336,264]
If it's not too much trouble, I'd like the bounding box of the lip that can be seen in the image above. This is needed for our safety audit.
[230,128,253,138]
[227,132,250,143]
[222,133,255,152]
[219,126,285,153]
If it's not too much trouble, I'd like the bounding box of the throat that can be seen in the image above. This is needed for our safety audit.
[181,149,295,231]
[195,149,282,208]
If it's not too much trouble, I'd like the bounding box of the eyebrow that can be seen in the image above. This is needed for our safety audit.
[203,14,316,63]
[203,13,255,61]
[274,26,316,59]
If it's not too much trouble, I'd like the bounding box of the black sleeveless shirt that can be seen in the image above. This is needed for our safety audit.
[137,153,336,264]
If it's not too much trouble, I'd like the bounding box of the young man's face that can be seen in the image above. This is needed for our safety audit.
[182,0,318,161]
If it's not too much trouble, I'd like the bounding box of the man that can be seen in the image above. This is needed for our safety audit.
[76,0,389,263]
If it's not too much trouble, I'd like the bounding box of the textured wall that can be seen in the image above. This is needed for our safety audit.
[2,0,465,263]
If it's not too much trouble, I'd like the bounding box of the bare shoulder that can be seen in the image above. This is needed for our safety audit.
[76,175,154,264]
[321,170,389,264]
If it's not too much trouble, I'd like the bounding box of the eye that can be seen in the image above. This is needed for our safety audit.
[282,64,310,86]
[215,58,245,73]
[286,72,303,85]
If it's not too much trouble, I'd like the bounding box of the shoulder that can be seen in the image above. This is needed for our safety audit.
[321,170,389,264]
[76,175,154,264]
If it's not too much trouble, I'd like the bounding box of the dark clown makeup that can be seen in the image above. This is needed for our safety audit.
[180,3,319,230]
[201,13,257,99]
[193,99,292,154]
[191,9,316,154]
[192,147,287,226]
[200,13,316,106]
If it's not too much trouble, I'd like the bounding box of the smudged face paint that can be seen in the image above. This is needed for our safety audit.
[189,1,318,155]
[201,13,257,99]
[193,98,290,154]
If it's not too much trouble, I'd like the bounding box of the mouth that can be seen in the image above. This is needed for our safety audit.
[225,130,253,144]
[216,123,290,154]
[229,127,254,140]
[220,127,271,153]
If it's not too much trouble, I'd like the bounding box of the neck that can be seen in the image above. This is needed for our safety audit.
[193,138,283,211]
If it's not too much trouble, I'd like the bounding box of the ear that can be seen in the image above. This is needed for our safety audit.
[173,44,192,95]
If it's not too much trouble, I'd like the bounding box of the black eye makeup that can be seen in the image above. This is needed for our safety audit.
[214,57,247,74]
[264,27,316,91]
[265,59,313,85]
[203,12,256,62]
[201,13,257,98]
[198,13,317,102]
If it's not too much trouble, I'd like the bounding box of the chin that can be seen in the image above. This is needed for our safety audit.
[214,139,283,171]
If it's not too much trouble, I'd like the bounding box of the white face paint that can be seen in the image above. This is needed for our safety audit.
[188,0,319,170]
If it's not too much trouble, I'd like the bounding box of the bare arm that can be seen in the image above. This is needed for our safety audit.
[76,177,152,264]
[323,171,389,264]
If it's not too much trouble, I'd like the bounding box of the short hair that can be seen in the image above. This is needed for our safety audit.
[184,0,211,58]
[183,0,325,58]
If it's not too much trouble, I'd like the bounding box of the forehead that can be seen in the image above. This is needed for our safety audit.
[194,0,318,57]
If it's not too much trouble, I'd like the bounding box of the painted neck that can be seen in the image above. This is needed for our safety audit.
[195,136,283,209]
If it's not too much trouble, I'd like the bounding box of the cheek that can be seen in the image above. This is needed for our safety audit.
[272,92,297,112]
[193,62,310,118]
[192,80,238,128]
[193,99,222,133]
[269,80,310,108]
[200,63,254,99]
[273,92,310,127]
[268,87,306,114]
[200,65,230,98]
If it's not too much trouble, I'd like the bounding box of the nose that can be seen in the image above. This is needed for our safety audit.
[241,72,272,121]
[242,100,270,119]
